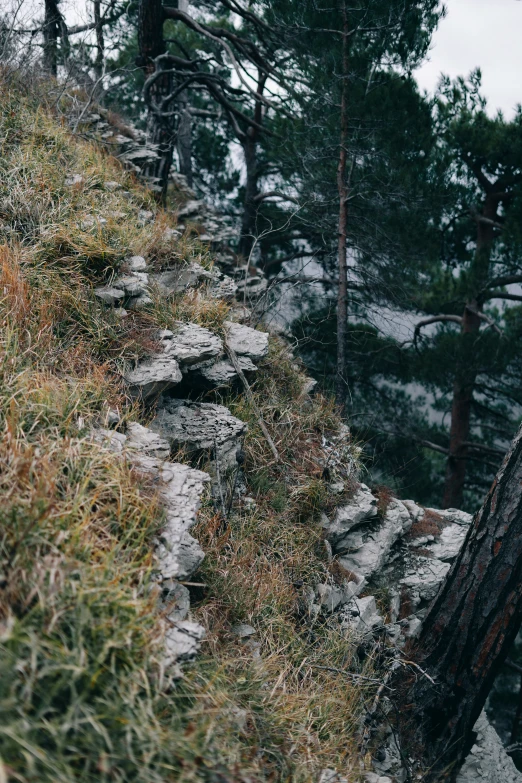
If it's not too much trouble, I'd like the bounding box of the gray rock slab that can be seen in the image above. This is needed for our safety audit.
[427,507,473,526]
[338,498,413,580]
[164,620,205,666]
[136,454,210,580]
[91,428,127,453]
[127,293,153,310]
[94,286,125,306]
[323,483,378,549]
[399,555,451,613]
[423,522,468,561]
[125,421,170,459]
[150,399,247,473]
[127,255,148,271]
[315,580,363,614]
[210,275,238,301]
[224,321,269,361]
[160,322,222,367]
[158,580,191,622]
[457,712,522,782]
[199,355,257,385]
[340,595,383,634]
[231,623,256,638]
[148,262,213,296]
[124,354,182,401]
[113,274,148,297]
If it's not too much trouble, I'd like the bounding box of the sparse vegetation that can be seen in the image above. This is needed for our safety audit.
[0,72,378,782]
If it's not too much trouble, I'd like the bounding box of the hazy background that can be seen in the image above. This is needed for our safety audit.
[415,0,522,116]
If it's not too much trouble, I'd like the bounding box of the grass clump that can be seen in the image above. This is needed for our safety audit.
[0,71,377,782]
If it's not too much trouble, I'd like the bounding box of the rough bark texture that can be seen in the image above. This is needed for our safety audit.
[43,0,62,75]
[405,423,522,781]
[93,0,104,82]
[138,0,174,202]
[335,6,349,412]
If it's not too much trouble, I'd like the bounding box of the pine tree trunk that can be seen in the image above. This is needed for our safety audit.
[335,4,349,412]
[93,0,104,83]
[238,129,259,259]
[238,71,266,260]
[402,423,522,781]
[138,0,174,203]
[43,0,61,75]
[442,197,497,508]
[442,304,481,509]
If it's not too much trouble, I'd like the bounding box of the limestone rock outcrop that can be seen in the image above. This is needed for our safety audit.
[150,398,247,475]
[92,424,210,668]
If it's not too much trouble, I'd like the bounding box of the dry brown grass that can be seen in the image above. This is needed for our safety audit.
[0,73,376,783]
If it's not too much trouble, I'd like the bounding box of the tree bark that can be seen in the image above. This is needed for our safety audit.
[138,0,174,203]
[442,304,482,509]
[402,423,522,781]
[335,3,350,412]
[238,70,267,260]
[93,0,104,83]
[43,0,62,75]
[443,195,498,508]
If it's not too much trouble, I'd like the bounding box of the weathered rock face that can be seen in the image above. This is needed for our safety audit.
[224,321,269,361]
[164,621,206,667]
[92,423,210,669]
[198,355,257,386]
[158,324,223,367]
[321,483,378,549]
[124,323,224,400]
[135,456,210,580]
[124,353,182,401]
[321,482,518,783]
[457,712,522,783]
[323,493,414,584]
[150,398,247,475]
[148,262,216,297]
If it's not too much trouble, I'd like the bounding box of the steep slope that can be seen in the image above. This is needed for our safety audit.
[0,72,374,783]
[0,71,515,783]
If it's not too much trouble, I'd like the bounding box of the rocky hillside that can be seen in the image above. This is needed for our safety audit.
[0,71,517,783]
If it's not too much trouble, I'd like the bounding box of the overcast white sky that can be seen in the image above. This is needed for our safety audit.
[415,0,522,117]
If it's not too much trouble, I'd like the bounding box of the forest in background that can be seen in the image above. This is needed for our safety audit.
[4,0,522,513]
[2,3,522,782]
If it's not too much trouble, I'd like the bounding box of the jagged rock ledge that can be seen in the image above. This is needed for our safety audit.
[92,422,212,671]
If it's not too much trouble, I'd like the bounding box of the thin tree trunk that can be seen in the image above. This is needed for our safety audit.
[400,423,522,781]
[93,0,104,83]
[177,93,193,187]
[238,130,259,259]
[335,4,349,412]
[43,0,61,75]
[442,304,481,509]
[238,71,267,260]
[443,197,497,508]
[138,0,174,204]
